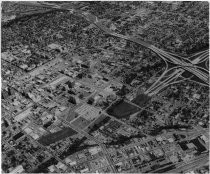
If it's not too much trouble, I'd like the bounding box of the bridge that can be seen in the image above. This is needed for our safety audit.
[12,2,210,97]
[145,46,209,96]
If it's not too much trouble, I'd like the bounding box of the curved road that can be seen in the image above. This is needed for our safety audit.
[36,2,209,86]
[13,2,209,88]
[17,2,209,65]
[12,3,209,172]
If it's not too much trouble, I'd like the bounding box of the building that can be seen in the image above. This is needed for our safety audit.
[10,165,24,173]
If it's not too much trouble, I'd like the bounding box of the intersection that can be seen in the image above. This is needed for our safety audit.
[3,2,209,173]
[16,2,209,97]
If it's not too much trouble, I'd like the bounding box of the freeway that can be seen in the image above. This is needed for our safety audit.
[189,49,209,64]
[153,47,209,78]
[145,51,209,95]
[145,68,186,96]
[15,2,209,90]
[145,47,209,95]
[13,1,210,125]
[4,4,209,172]
[151,46,209,83]
[145,66,209,96]
[77,10,209,86]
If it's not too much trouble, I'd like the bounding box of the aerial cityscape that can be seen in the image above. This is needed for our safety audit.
[1,1,209,173]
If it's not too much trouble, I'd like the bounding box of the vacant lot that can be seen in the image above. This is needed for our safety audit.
[38,127,77,146]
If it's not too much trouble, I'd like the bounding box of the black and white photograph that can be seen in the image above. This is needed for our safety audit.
[1,1,209,173]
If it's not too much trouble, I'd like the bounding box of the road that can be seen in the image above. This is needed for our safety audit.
[168,153,209,173]
[6,2,210,173]
[15,2,209,92]
[77,9,209,87]
[145,68,186,96]
[61,119,117,173]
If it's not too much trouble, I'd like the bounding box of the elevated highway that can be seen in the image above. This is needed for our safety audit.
[14,2,210,94]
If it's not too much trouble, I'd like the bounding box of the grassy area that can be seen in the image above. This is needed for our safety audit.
[38,127,77,146]
[107,100,139,118]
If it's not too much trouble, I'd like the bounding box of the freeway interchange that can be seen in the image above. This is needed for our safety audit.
[13,2,209,173]
[79,10,209,95]
[18,1,209,96]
